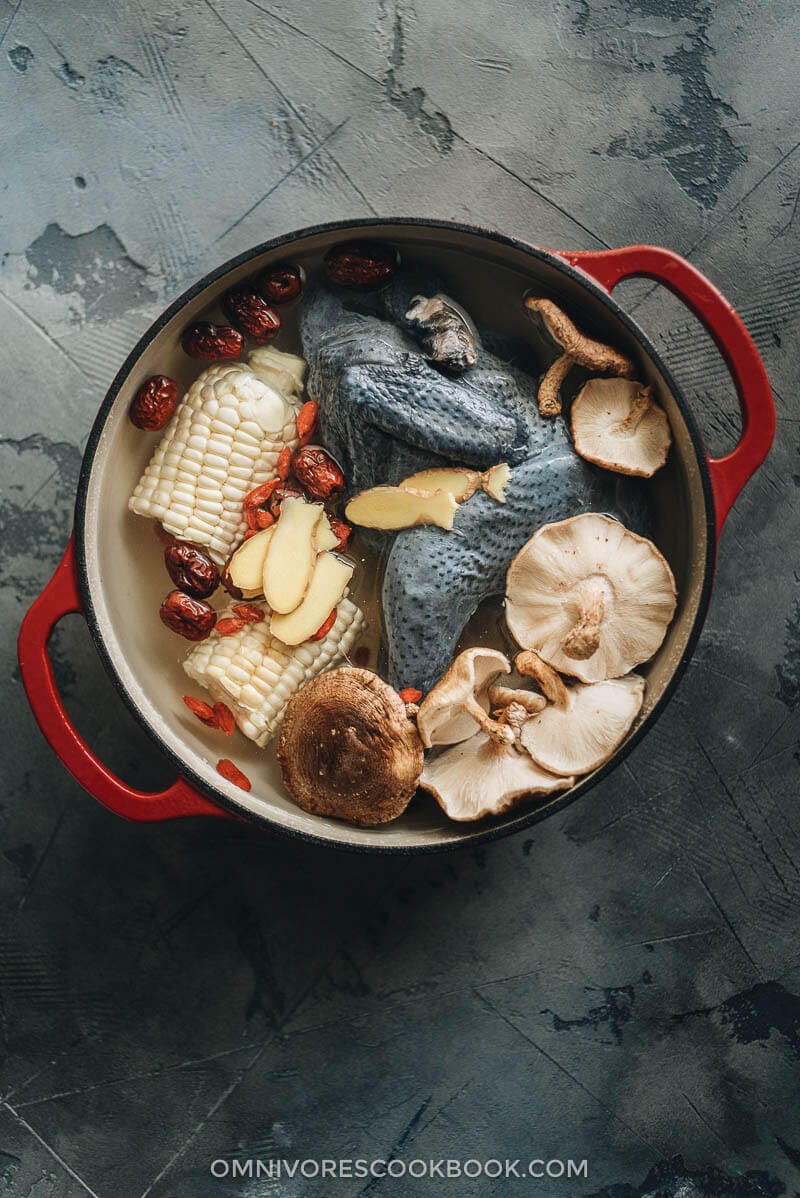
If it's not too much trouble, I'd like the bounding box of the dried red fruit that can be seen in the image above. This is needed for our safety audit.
[353,646,370,669]
[242,529,260,541]
[243,478,282,529]
[254,509,276,529]
[268,483,303,520]
[325,241,398,287]
[292,446,345,500]
[181,321,244,361]
[153,522,176,547]
[129,375,180,431]
[398,687,423,704]
[221,287,280,342]
[299,447,346,497]
[182,694,217,726]
[276,444,293,481]
[213,702,236,736]
[232,603,265,624]
[216,758,252,791]
[244,478,282,511]
[160,591,217,641]
[216,616,247,637]
[260,262,303,304]
[164,541,220,599]
[296,400,318,445]
[309,608,337,642]
[220,555,244,599]
[325,514,353,553]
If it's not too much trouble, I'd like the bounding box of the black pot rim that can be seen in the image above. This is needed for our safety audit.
[73,216,717,855]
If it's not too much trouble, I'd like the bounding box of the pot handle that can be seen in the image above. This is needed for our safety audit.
[17,537,230,821]
[558,246,775,535]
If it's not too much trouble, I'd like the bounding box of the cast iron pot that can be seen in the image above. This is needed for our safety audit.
[18,220,775,852]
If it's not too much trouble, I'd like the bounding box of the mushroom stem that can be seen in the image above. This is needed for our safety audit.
[561,579,607,661]
[493,701,529,735]
[537,353,574,417]
[616,385,655,435]
[514,651,569,708]
[461,696,515,745]
[488,683,547,715]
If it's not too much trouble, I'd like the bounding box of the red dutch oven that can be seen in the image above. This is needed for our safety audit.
[17,221,775,852]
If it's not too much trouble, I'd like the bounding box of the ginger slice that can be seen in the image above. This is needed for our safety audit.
[263,496,324,614]
[314,514,341,552]
[345,486,458,531]
[399,467,482,502]
[226,527,274,596]
[270,553,354,646]
[399,462,511,505]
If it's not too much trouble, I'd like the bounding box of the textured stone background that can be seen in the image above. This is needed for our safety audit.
[2,1,799,1195]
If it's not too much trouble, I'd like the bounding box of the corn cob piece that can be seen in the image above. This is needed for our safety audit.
[183,598,365,746]
[129,353,303,565]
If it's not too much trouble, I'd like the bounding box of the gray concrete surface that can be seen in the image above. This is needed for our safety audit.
[2,1,799,1195]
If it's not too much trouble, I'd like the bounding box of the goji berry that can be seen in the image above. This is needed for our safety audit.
[276,444,293,481]
[398,687,423,704]
[309,608,337,641]
[216,758,252,791]
[244,478,282,511]
[296,400,318,444]
[255,509,276,529]
[182,695,217,727]
[232,603,265,624]
[242,529,260,541]
[216,616,247,637]
[213,702,236,736]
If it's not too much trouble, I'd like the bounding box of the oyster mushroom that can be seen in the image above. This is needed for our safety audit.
[416,648,514,748]
[514,649,569,705]
[505,513,677,683]
[405,293,479,374]
[571,379,671,477]
[420,732,574,822]
[487,684,547,716]
[277,668,423,826]
[524,297,635,417]
[518,664,646,776]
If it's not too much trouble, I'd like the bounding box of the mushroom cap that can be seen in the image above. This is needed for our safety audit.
[505,514,677,683]
[520,674,645,776]
[416,648,511,747]
[420,733,574,822]
[571,379,671,477]
[277,668,423,826]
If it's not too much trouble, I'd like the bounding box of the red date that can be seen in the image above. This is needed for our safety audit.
[220,555,244,600]
[160,590,217,640]
[221,287,280,342]
[129,375,179,431]
[292,445,345,500]
[164,541,220,599]
[260,262,303,304]
[181,321,243,361]
[325,514,353,553]
[268,483,304,520]
[324,241,398,287]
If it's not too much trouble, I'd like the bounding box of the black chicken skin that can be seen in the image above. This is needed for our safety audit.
[301,268,649,692]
